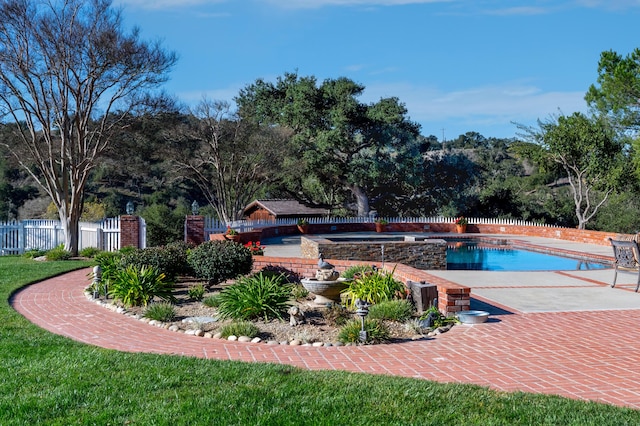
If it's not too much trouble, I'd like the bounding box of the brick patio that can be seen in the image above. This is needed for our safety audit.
[10,268,640,410]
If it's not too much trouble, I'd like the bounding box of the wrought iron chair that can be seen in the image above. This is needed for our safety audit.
[609,238,640,292]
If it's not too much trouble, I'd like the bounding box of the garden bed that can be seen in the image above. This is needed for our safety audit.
[89,277,453,346]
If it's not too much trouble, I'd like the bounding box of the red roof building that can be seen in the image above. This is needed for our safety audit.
[242,199,329,221]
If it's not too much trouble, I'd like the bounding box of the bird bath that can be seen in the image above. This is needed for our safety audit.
[301,252,352,304]
[300,277,350,305]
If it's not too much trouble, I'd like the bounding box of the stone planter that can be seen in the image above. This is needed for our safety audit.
[455,224,467,234]
[375,223,387,233]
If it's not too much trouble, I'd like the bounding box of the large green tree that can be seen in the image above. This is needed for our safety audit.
[586,48,640,131]
[236,72,421,216]
[519,113,624,229]
[0,0,176,254]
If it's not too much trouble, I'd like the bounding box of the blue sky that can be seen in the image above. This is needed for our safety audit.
[116,0,639,140]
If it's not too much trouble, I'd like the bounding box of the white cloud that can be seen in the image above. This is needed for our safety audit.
[575,0,640,10]
[362,81,588,136]
[115,0,225,10]
[483,6,549,16]
[264,0,452,9]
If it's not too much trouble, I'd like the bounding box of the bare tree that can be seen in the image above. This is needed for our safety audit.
[175,99,289,223]
[0,0,176,254]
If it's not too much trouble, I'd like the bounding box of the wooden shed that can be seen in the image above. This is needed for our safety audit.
[242,199,329,221]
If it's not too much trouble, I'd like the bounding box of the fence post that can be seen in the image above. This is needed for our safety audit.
[120,215,142,249]
[184,215,205,245]
[96,228,104,251]
[18,221,25,254]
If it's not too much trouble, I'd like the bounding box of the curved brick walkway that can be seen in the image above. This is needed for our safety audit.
[11,268,640,410]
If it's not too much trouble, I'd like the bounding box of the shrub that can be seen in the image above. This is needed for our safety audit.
[144,302,176,322]
[121,242,192,279]
[216,273,293,321]
[420,306,458,328]
[203,294,221,308]
[108,265,176,307]
[367,299,414,322]
[338,319,390,344]
[291,284,309,300]
[118,246,137,256]
[79,247,102,258]
[22,248,47,259]
[45,245,71,261]
[140,203,189,247]
[341,267,405,309]
[187,283,206,301]
[187,241,253,285]
[340,264,376,280]
[218,321,260,339]
[94,251,123,292]
[259,265,301,283]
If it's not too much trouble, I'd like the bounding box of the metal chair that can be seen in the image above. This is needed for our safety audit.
[609,238,640,292]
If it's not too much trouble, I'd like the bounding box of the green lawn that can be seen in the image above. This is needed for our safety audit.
[1,257,639,425]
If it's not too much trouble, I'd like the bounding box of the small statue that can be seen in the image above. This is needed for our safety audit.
[315,269,339,281]
[318,253,335,270]
[288,305,306,326]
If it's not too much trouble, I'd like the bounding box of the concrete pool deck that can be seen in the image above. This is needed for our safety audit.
[11,233,640,410]
[261,232,640,314]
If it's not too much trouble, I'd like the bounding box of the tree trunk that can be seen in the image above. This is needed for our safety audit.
[57,195,82,256]
[350,185,370,217]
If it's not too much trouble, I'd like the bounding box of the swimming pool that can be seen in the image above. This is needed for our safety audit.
[447,240,609,271]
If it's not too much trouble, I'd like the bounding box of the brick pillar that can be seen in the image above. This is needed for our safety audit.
[184,215,205,245]
[121,215,141,249]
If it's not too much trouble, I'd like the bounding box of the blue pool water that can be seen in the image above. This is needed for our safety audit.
[447,242,609,271]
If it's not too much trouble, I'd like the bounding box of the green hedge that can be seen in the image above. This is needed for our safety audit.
[187,241,253,285]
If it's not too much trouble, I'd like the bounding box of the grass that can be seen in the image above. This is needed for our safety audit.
[1,257,640,425]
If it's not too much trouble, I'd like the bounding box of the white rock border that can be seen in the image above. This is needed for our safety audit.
[84,289,449,347]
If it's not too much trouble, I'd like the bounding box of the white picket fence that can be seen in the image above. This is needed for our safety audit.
[204,215,558,235]
[0,217,132,255]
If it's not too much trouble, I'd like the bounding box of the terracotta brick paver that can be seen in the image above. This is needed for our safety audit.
[11,268,640,410]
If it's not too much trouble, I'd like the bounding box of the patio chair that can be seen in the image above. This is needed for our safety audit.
[609,238,640,292]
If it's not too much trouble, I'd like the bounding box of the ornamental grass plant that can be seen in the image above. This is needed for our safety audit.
[367,299,414,322]
[216,272,293,321]
[143,302,176,322]
[108,265,176,307]
[337,318,390,344]
[341,267,405,309]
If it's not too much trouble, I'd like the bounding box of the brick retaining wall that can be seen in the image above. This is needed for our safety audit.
[251,255,469,316]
